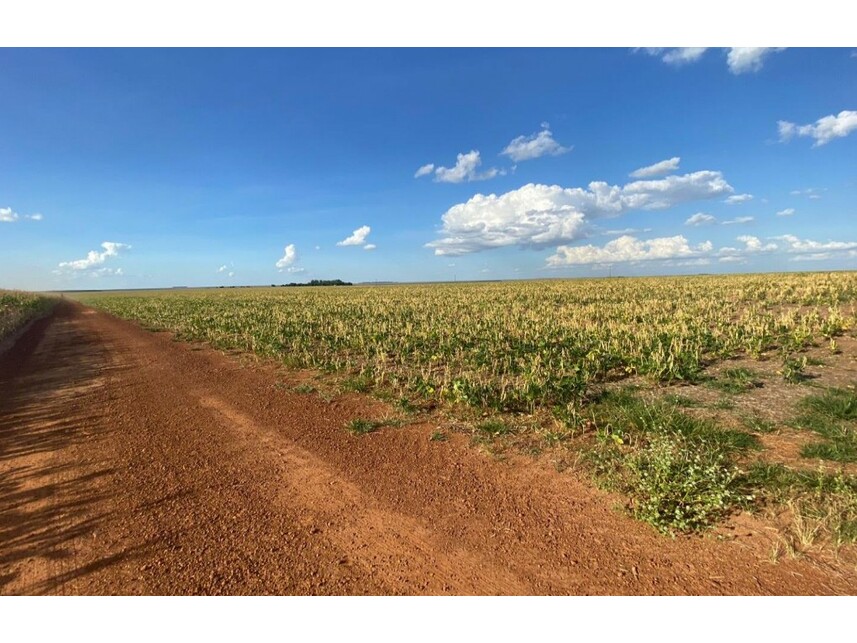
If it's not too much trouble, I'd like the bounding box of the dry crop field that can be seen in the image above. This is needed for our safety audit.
[74,272,857,551]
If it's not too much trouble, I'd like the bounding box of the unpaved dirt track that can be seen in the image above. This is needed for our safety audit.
[2,302,856,595]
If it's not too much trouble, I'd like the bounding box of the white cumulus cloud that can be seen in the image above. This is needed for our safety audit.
[725,194,753,205]
[722,216,754,225]
[1,207,43,223]
[500,124,571,162]
[685,212,716,226]
[726,48,786,74]
[426,171,733,256]
[630,157,680,178]
[640,48,784,73]
[778,110,857,147]
[414,163,435,178]
[662,48,709,66]
[718,236,778,257]
[57,242,130,274]
[363,243,377,251]
[776,208,795,217]
[546,235,713,267]
[415,150,501,183]
[774,234,857,254]
[337,225,372,247]
[640,48,708,66]
[276,244,298,271]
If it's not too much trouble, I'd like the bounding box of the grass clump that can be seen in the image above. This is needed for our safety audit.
[661,393,702,408]
[397,397,417,413]
[747,463,857,548]
[792,387,857,463]
[592,390,758,453]
[476,419,515,438]
[345,418,383,435]
[341,375,373,393]
[707,367,763,394]
[741,413,776,434]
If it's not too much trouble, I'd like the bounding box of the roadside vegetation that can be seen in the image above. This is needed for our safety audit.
[0,290,54,343]
[75,272,857,547]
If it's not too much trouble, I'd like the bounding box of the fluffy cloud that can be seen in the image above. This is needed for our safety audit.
[630,157,680,178]
[500,124,571,162]
[718,236,778,258]
[363,243,377,251]
[726,48,786,74]
[275,244,300,271]
[737,235,775,252]
[57,241,130,272]
[1,207,43,223]
[547,235,713,266]
[640,48,784,73]
[776,208,795,217]
[778,110,857,147]
[337,225,372,247]
[640,48,708,66]
[217,264,228,273]
[415,150,501,183]
[414,164,435,178]
[685,212,716,226]
[722,216,754,225]
[662,48,708,66]
[774,234,857,254]
[725,193,753,205]
[426,171,733,256]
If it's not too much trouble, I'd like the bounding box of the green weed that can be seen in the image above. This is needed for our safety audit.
[346,418,382,435]
[792,387,857,462]
[625,434,746,534]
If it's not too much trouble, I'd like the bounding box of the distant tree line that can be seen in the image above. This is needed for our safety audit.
[217,279,353,289]
[273,279,353,287]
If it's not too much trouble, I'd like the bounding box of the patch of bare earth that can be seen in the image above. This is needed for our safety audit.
[2,302,856,595]
[643,332,857,473]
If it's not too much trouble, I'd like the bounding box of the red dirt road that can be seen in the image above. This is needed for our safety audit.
[1,302,855,595]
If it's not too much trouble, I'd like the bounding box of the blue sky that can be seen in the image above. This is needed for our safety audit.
[1,47,855,290]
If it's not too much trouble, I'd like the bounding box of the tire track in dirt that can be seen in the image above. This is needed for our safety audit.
[2,301,856,595]
[195,394,528,594]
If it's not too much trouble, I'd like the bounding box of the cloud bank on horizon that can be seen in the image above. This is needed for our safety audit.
[425,170,734,256]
